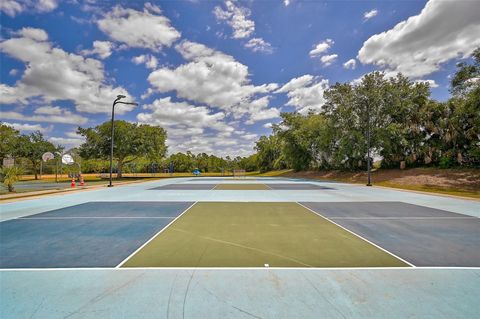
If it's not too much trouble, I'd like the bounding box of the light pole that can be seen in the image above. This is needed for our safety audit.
[108,95,138,187]
[366,102,372,186]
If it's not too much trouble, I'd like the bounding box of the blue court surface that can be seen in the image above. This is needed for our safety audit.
[1,177,479,318]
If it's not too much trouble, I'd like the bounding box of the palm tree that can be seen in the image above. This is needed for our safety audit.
[0,166,23,192]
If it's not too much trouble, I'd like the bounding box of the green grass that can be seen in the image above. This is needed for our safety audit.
[123,202,408,268]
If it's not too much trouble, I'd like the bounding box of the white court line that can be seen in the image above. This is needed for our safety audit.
[1,266,479,272]
[211,184,219,190]
[18,216,176,220]
[330,216,478,220]
[264,184,274,190]
[115,201,198,268]
[296,202,416,268]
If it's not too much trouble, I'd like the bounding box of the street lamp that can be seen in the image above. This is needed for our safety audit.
[108,95,138,187]
[366,102,372,186]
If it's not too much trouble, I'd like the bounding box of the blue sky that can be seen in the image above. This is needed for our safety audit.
[1,0,479,156]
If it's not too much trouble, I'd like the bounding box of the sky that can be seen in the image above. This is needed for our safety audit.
[1,0,479,157]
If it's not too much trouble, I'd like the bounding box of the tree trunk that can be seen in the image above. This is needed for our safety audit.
[117,160,123,178]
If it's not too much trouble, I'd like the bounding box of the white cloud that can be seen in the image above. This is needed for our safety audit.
[276,75,329,114]
[309,39,333,57]
[0,0,58,17]
[414,79,439,88]
[0,1,23,17]
[1,106,88,125]
[320,54,338,66]
[284,0,290,7]
[343,58,356,70]
[81,41,114,59]
[244,38,273,54]
[0,28,133,114]
[9,69,18,76]
[132,54,158,69]
[213,0,255,39]
[3,122,53,133]
[137,97,234,136]
[263,122,272,129]
[36,0,58,12]
[148,40,278,119]
[358,0,480,78]
[363,9,378,21]
[18,27,48,41]
[97,4,181,50]
[136,97,260,157]
[49,136,85,149]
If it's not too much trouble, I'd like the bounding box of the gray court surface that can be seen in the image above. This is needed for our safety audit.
[150,184,216,190]
[267,183,334,190]
[0,202,192,268]
[301,201,480,267]
[150,183,334,190]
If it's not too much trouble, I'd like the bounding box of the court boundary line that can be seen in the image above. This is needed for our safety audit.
[296,202,417,268]
[330,216,478,220]
[1,266,478,271]
[18,216,177,220]
[115,201,198,268]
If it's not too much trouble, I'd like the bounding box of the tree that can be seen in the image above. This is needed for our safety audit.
[0,123,21,162]
[0,166,24,192]
[78,120,167,178]
[450,48,480,96]
[255,135,285,172]
[15,131,58,180]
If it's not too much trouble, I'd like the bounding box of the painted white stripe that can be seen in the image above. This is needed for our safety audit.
[296,202,417,268]
[18,216,175,220]
[330,216,478,220]
[0,266,478,272]
[115,202,198,268]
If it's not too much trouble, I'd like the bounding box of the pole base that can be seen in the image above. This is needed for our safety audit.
[366,183,372,186]
[107,184,114,187]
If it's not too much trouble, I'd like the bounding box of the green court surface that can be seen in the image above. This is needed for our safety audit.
[213,183,271,190]
[122,202,408,268]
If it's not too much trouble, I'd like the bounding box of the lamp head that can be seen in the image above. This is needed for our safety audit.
[117,94,126,99]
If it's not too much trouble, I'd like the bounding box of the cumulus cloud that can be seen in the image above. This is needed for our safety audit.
[147,40,278,119]
[1,106,88,125]
[0,0,58,17]
[132,54,158,69]
[81,41,114,59]
[244,38,273,54]
[136,97,260,156]
[97,3,181,50]
[276,75,329,114]
[3,121,53,133]
[358,0,480,78]
[343,58,356,69]
[309,39,334,57]
[320,54,338,66]
[137,97,234,136]
[0,28,133,114]
[284,0,290,6]
[213,0,255,39]
[414,79,439,88]
[363,9,378,21]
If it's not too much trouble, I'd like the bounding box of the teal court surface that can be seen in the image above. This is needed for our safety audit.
[1,177,479,318]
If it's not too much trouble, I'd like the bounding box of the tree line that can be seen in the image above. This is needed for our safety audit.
[2,49,478,179]
[254,49,480,172]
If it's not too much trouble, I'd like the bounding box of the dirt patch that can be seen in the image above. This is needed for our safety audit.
[282,168,480,196]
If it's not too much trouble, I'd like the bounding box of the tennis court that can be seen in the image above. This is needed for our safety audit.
[1,177,479,318]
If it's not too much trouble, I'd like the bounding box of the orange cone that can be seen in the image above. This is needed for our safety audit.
[80,175,85,186]
[71,178,76,188]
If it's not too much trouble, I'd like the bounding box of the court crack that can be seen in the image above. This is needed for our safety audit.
[171,227,313,267]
